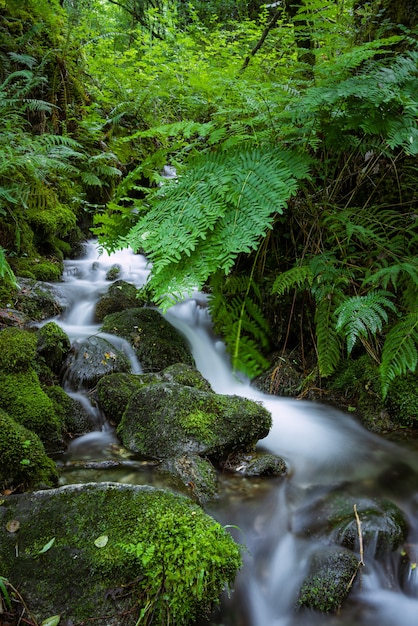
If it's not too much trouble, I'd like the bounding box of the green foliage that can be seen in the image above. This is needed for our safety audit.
[209,270,270,377]
[118,498,242,624]
[380,313,418,399]
[335,291,397,355]
[121,146,311,309]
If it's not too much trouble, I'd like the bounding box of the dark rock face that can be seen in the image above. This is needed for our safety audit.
[101,307,195,372]
[62,335,131,390]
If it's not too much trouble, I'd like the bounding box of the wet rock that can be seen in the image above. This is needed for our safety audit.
[223,451,287,477]
[96,365,213,425]
[118,381,271,461]
[63,336,131,390]
[101,307,194,372]
[298,547,360,613]
[0,483,241,626]
[158,454,219,504]
[13,278,69,321]
[294,490,408,558]
[0,308,29,329]
[94,280,141,322]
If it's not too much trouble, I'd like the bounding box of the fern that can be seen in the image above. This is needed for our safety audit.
[209,271,270,378]
[335,291,397,355]
[271,265,313,296]
[380,313,418,399]
[123,145,312,309]
[315,294,342,377]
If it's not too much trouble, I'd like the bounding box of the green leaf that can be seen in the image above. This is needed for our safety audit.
[94,534,109,548]
[41,615,61,626]
[38,537,56,554]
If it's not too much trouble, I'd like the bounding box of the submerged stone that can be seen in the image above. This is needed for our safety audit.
[298,547,360,613]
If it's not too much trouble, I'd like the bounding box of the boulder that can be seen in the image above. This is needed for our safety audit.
[62,335,131,390]
[96,364,213,426]
[0,483,242,625]
[36,321,71,374]
[118,381,271,462]
[94,280,141,322]
[101,307,194,372]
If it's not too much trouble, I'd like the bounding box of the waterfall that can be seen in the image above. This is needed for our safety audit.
[53,241,418,626]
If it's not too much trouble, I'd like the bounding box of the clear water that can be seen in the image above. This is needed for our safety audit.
[52,241,418,626]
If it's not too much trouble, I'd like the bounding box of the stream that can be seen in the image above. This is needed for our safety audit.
[50,240,418,626]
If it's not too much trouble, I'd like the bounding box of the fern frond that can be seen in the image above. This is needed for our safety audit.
[335,291,397,355]
[125,145,312,309]
[380,313,418,399]
[271,265,313,296]
[315,297,342,377]
[363,261,418,291]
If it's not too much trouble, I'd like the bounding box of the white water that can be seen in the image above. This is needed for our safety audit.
[53,241,418,626]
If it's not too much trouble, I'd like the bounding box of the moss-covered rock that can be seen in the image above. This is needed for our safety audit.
[101,307,195,372]
[298,547,360,613]
[96,365,213,426]
[0,370,63,450]
[95,280,141,322]
[45,385,95,436]
[294,491,408,558]
[158,454,219,504]
[62,335,131,390]
[12,278,69,321]
[36,321,71,373]
[0,327,37,372]
[0,483,242,625]
[222,451,287,477]
[0,409,59,490]
[118,382,271,461]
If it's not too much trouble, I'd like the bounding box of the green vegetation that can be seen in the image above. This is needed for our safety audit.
[0,0,417,421]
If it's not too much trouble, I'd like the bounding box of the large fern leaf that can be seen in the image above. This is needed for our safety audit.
[380,313,418,399]
[125,145,312,309]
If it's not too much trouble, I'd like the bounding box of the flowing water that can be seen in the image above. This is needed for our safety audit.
[51,241,418,626]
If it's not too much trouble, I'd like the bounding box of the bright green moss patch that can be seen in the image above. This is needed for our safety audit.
[0,409,59,489]
[0,370,63,448]
[0,327,37,372]
[0,483,242,625]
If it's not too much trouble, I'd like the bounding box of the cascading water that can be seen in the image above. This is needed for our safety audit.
[51,241,418,626]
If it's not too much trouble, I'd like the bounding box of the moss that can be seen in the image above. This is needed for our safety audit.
[0,370,63,449]
[32,261,63,282]
[0,484,242,625]
[101,307,194,372]
[0,273,18,307]
[0,408,59,490]
[298,549,360,613]
[385,374,418,428]
[178,409,217,444]
[96,372,149,424]
[0,327,37,372]
[36,321,71,373]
